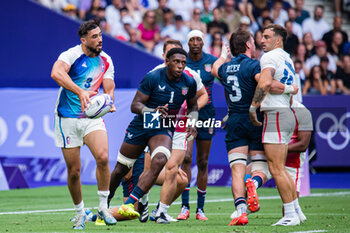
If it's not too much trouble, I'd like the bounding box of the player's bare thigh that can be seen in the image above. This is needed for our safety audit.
[83,130,108,159]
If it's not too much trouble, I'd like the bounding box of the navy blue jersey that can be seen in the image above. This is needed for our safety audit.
[218,54,260,114]
[137,67,197,118]
[186,52,217,108]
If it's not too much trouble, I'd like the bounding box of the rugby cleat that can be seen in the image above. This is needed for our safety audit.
[228,213,248,226]
[95,216,106,226]
[138,201,149,223]
[272,216,300,226]
[70,209,95,222]
[245,178,260,212]
[230,206,254,219]
[72,213,86,230]
[155,212,170,224]
[296,208,307,223]
[177,205,190,220]
[196,209,208,221]
[118,203,140,218]
[97,208,117,225]
[149,209,157,221]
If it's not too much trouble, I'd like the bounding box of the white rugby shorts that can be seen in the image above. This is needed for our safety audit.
[172,132,187,151]
[54,115,106,148]
[262,109,295,144]
[286,166,302,192]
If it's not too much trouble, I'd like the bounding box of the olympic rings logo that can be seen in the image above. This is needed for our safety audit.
[315,112,350,150]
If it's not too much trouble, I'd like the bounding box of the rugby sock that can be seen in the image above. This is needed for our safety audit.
[157,201,169,216]
[140,192,149,205]
[97,190,109,211]
[234,197,247,216]
[125,185,145,205]
[283,201,297,218]
[182,184,190,208]
[74,200,85,215]
[252,175,263,189]
[197,188,207,210]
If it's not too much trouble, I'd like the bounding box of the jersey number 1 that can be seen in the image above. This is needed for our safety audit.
[227,75,242,102]
[169,91,174,103]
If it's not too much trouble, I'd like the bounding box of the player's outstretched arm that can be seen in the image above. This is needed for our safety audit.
[211,42,230,81]
[103,79,116,112]
[51,60,97,111]
[249,67,274,126]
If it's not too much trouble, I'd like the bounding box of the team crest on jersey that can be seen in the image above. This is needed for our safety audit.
[82,62,87,68]
[209,127,214,134]
[181,87,188,95]
[204,64,212,72]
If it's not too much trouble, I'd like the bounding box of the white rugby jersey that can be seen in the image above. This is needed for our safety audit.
[260,48,295,111]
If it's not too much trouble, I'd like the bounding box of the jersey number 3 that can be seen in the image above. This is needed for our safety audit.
[227,75,242,102]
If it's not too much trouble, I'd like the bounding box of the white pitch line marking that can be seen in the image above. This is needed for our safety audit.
[0,191,349,215]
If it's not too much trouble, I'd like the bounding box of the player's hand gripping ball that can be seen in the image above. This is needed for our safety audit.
[84,94,113,118]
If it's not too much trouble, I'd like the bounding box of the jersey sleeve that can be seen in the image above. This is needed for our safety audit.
[187,79,197,100]
[250,60,261,81]
[138,73,154,96]
[102,53,114,80]
[217,63,225,82]
[260,51,278,71]
[57,46,81,67]
[297,108,313,131]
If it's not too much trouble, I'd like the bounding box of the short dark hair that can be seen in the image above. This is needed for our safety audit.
[315,4,324,11]
[166,48,187,59]
[229,30,252,56]
[163,39,182,53]
[263,24,287,43]
[78,20,99,38]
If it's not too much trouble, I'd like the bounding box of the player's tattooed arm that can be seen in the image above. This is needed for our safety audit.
[249,67,274,126]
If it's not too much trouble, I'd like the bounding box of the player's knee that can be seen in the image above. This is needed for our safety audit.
[268,163,283,177]
[228,153,247,168]
[96,151,109,167]
[197,158,209,172]
[183,153,192,165]
[117,152,136,169]
[67,167,81,181]
[152,153,168,169]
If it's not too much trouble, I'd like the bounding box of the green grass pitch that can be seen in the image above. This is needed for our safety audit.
[0,185,349,232]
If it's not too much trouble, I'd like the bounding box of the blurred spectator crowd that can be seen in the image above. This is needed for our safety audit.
[37,0,350,95]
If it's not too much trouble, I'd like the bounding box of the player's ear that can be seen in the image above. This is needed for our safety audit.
[80,37,86,44]
[165,58,169,65]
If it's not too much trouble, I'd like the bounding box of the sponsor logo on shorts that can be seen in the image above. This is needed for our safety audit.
[66,136,70,145]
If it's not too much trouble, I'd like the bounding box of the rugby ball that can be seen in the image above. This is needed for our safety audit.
[84,94,113,119]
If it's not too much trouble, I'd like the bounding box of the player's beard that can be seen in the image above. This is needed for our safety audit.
[87,44,102,56]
